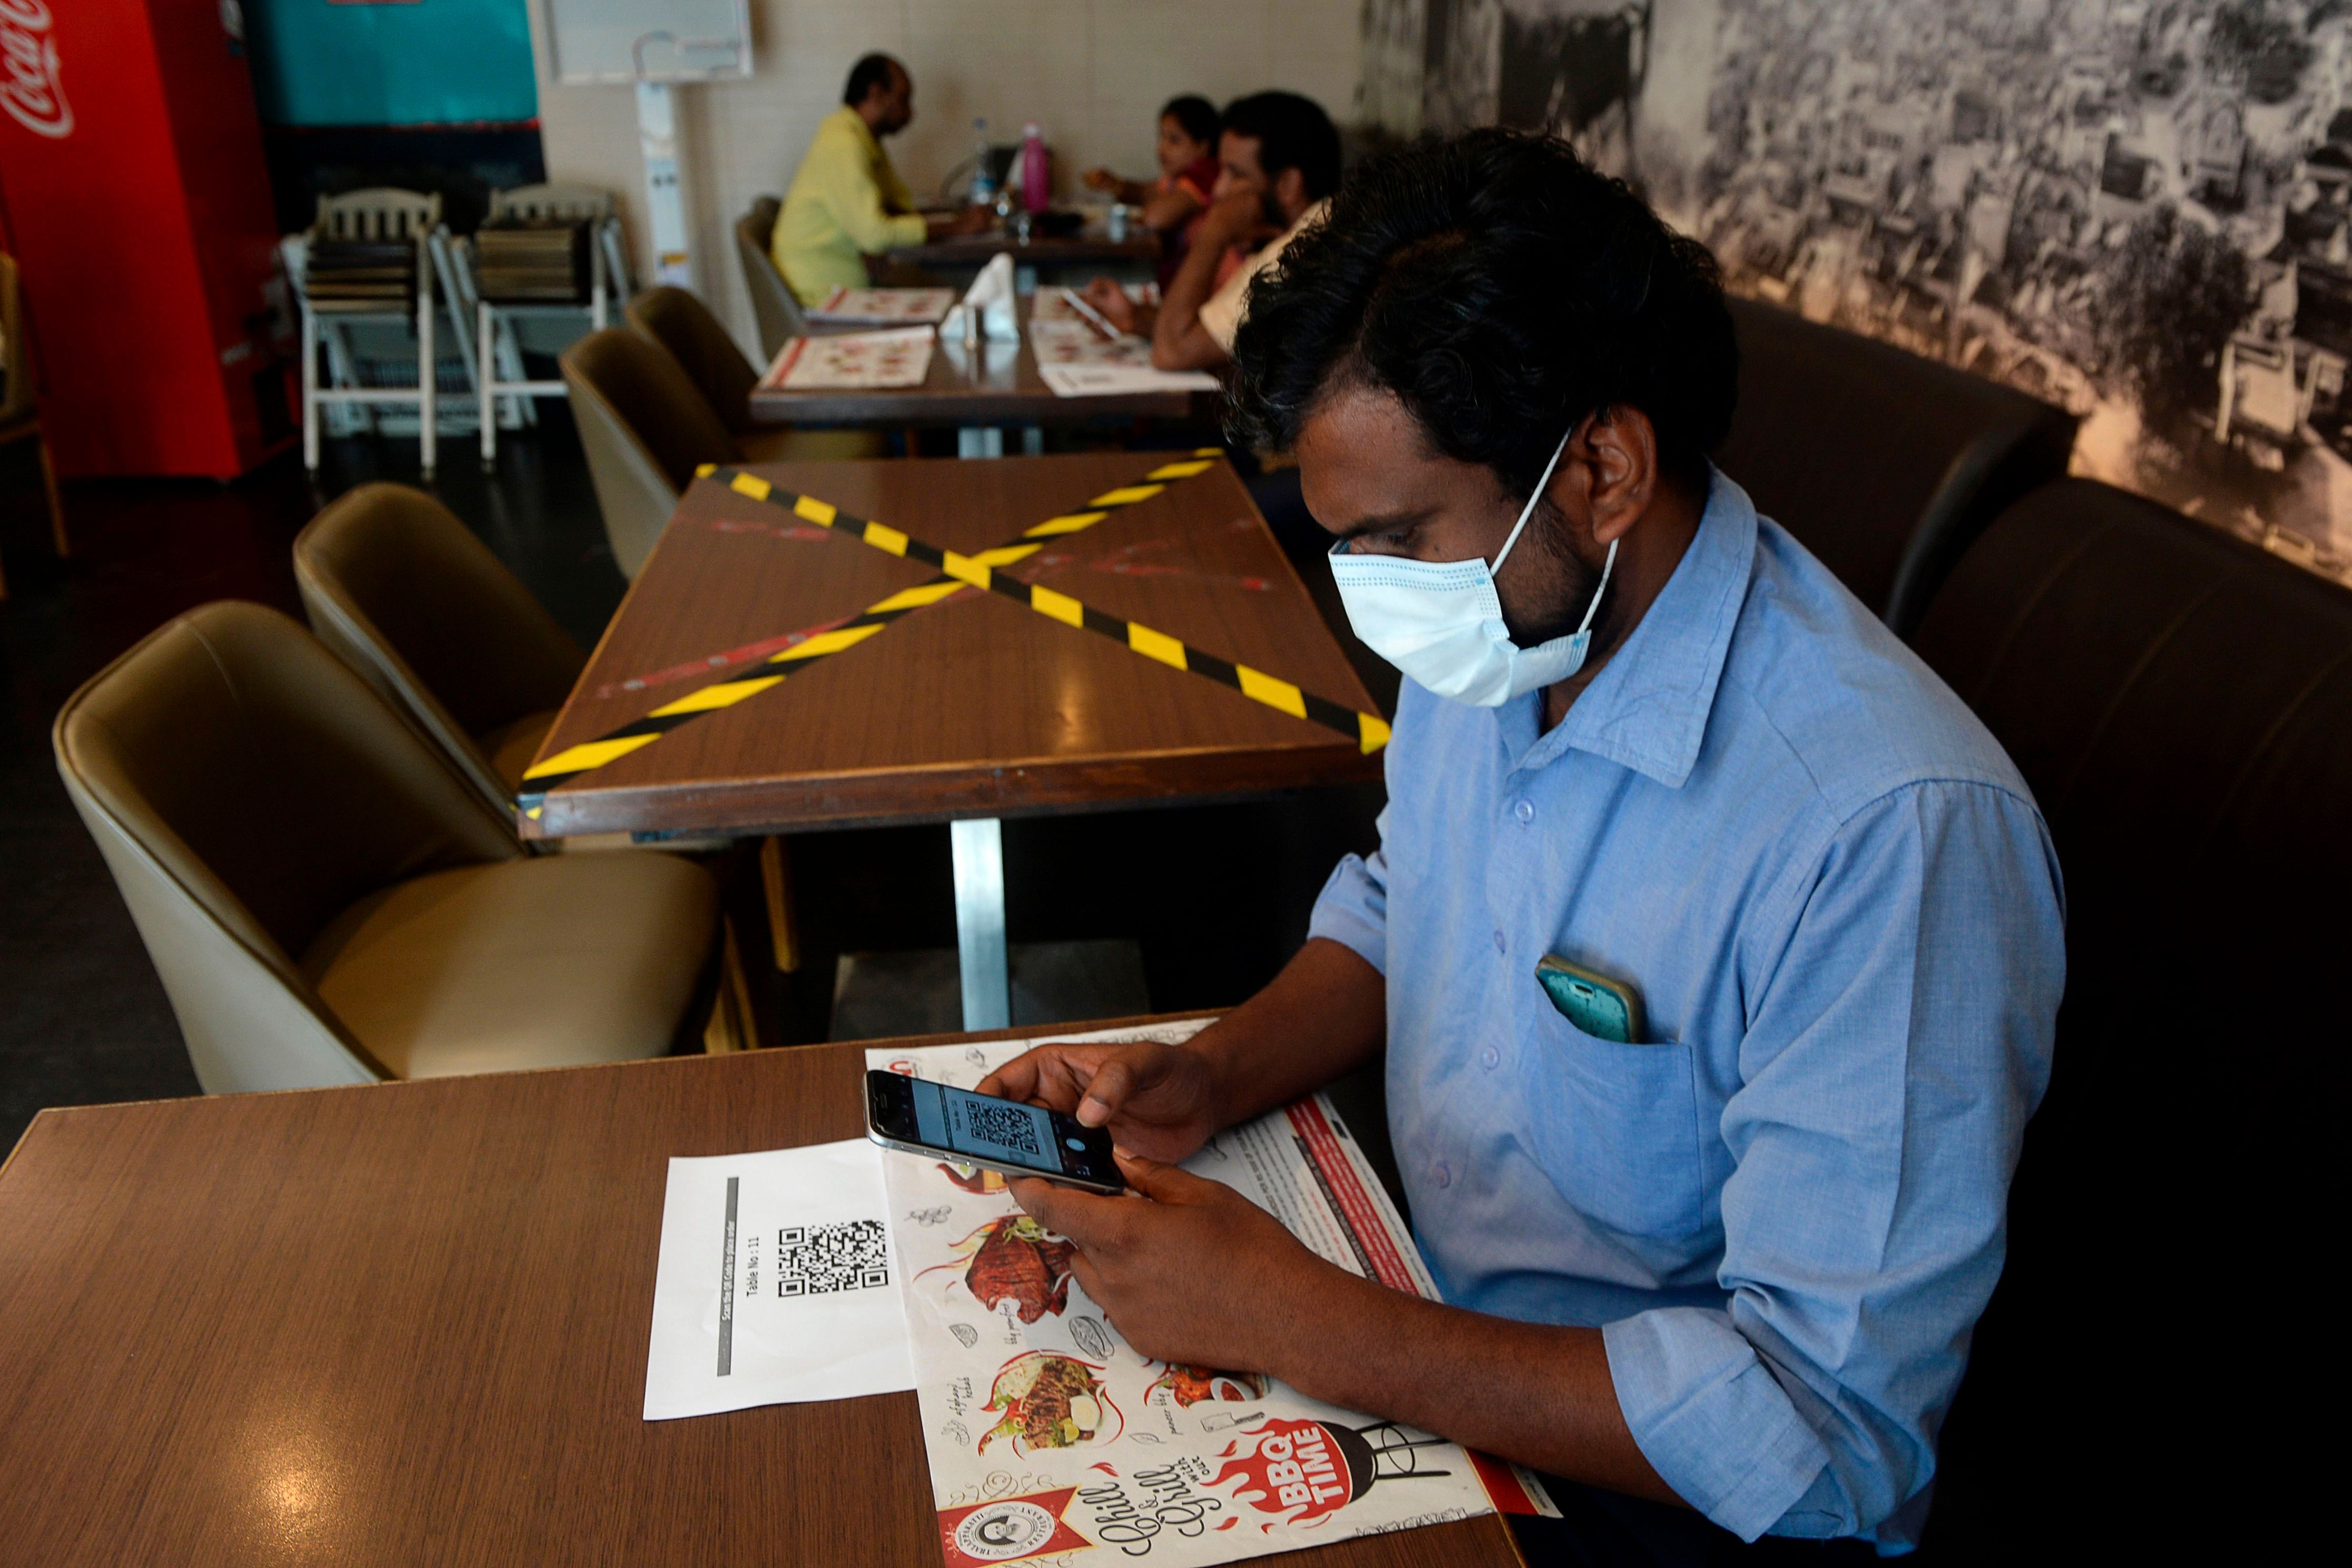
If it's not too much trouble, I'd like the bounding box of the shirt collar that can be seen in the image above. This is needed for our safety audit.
[1498,468,1758,789]
[833,104,882,155]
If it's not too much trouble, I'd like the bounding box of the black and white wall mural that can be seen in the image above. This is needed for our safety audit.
[1363,0,2352,586]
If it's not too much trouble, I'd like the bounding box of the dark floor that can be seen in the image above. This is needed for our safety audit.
[0,410,1386,1155]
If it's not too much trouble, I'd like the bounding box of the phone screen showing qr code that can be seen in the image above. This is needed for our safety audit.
[775,1219,891,1297]
[960,1099,1041,1156]
[916,1081,1059,1169]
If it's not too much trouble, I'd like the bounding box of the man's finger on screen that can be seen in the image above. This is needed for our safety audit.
[975,1051,1041,1103]
[1074,1055,1141,1126]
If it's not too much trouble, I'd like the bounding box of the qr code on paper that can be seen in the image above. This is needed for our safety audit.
[777,1220,890,1296]
[966,1101,1040,1155]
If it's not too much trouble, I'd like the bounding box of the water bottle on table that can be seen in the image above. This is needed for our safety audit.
[969,118,996,208]
[1020,122,1051,216]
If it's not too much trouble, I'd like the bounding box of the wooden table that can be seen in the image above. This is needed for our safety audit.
[886,230,1161,276]
[517,452,1384,1027]
[0,1028,1526,1567]
[750,300,1210,437]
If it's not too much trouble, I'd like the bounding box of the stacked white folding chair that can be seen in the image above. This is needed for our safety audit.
[299,189,446,477]
[472,183,619,465]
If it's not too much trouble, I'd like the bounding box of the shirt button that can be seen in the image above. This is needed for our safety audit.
[1514,798,1535,824]
[1433,1162,1453,1189]
[1491,929,1506,955]
[1480,1046,1500,1070]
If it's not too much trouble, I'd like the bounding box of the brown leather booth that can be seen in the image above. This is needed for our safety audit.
[1906,480,2347,1558]
[1719,297,2080,638]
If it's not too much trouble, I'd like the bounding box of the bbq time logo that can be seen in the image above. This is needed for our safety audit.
[1204,1415,1461,1529]
[1209,1419,1354,1523]
[0,0,70,140]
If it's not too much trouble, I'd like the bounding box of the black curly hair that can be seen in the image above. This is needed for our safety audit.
[1161,95,1220,150]
[1227,129,1737,500]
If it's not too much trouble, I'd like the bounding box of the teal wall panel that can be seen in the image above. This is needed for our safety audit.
[246,0,538,127]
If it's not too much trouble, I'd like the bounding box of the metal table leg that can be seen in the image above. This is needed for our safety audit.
[957,427,1004,458]
[950,818,1010,1030]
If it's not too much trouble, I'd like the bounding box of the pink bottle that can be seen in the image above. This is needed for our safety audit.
[1020,121,1051,214]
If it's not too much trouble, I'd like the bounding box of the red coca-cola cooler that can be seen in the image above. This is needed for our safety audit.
[0,0,290,478]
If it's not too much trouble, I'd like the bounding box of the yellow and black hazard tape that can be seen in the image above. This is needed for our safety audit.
[692,464,1391,751]
[518,451,1321,810]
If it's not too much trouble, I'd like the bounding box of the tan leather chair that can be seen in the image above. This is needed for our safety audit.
[562,326,731,577]
[295,483,586,821]
[734,195,807,362]
[2,251,70,590]
[562,322,880,577]
[626,285,766,435]
[627,286,884,463]
[55,601,724,1092]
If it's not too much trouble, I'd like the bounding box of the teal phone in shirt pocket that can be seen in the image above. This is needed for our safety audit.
[1535,954,1645,1044]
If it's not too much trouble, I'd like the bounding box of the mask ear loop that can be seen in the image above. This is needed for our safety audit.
[1576,538,1620,636]
[1491,425,1576,573]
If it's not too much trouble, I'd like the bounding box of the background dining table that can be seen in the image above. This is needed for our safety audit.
[886,227,1163,282]
[513,452,1385,1029]
[751,298,1212,437]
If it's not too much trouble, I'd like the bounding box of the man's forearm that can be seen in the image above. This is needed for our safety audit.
[1192,938,1384,1130]
[1138,187,1198,230]
[1275,1263,1683,1508]
[1152,220,1233,369]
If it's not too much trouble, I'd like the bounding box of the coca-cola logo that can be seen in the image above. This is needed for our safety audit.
[1,0,71,140]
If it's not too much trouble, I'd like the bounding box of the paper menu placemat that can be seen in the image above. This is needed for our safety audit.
[761,326,936,391]
[1027,317,1156,368]
[1038,362,1221,397]
[808,286,957,325]
[869,1022,1550,1567]
[1030,282,1158,323]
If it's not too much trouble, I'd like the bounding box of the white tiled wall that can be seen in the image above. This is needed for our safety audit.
[526,0,1364,360]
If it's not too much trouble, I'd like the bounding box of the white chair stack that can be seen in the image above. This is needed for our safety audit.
[471,183,624,465]
[297,188,449,477]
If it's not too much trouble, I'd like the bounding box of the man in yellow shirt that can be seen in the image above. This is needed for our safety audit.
[772,54,988,305]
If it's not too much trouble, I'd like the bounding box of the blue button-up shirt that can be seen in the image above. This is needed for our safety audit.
[1309,474,2063,1550]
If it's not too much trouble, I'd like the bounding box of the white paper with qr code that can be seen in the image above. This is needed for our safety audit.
[643,1139,914,1419]
[869,1021,1552,1567]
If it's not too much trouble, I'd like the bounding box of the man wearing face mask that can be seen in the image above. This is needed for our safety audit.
[983,131,2064,1561]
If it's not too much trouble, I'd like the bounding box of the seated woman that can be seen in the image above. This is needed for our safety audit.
[1081,94,1221,287]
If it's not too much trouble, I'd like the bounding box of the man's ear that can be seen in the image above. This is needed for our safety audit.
[1570,407,1659,548]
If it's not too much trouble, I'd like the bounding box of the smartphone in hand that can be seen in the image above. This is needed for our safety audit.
[865,1070,1126,1194]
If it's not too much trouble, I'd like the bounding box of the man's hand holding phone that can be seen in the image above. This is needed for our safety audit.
[976,946,1394,1376]
[977,943,1385,1169]
[1005,1147,1326,1375]
[975,1036,1223,1165]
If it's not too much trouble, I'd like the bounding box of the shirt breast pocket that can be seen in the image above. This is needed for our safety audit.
[1520,1010,1708,1242]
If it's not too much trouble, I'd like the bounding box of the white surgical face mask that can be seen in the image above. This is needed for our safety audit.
[1328,429,1619,707]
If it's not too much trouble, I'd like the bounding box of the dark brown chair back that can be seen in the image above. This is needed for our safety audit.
[561,328,739,576]
[1719,297,2079,638]
[734,195,806,361]
[627,285,759,434]
[296,483,586,816]
[1907,479,2351,1557]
